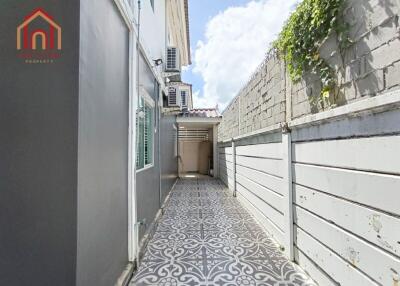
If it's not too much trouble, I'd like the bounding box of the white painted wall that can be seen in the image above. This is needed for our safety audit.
[179,141,199,173]
[134,0,166,67]
[166,0,190,66]
[179,140,211,174]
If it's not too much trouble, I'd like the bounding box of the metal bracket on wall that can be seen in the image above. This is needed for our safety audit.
[162,72,181,78]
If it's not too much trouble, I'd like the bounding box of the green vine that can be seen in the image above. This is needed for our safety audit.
[274,0,349,104]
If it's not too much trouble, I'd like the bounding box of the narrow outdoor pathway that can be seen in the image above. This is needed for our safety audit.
[131,177,316,286]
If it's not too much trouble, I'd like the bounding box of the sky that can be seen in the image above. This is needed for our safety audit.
[182,0,299,111]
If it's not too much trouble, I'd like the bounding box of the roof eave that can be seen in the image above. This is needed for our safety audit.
[177,117,222,124]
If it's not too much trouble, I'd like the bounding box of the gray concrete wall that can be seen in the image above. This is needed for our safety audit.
[76,0,129,285]
[0,1,80,285]
[1,1,133,285]
[219,0,400,141]
[136,62,179,241]
[160,115,178,203]
[136,53,162,240]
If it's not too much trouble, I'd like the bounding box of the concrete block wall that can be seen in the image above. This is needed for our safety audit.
[240,54,286,134]
[218,97,240,140]
[219,53,286,139]
[219,0,400,141]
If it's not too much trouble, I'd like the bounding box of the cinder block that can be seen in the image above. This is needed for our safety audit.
[359,56,371,76]
[290,80,302,93]
[260,118,269,128]
[344,2,367,39]
[355,17,398,58]
[367,0,398,32]
[319,33,339,60]
[343,45,357,66]
[274,112,285,124]
[346,0,398,40]
[304,80,322,99]
[291,103,303,119]
[265,117,274,126]
[292,100,312,118]
[299,89,309,104]
[354,69,384,96]
[272,104,282,117]
[364,39,400,71]
[266,107,272,118]
[341,82,358,102]
[386,61,400,89]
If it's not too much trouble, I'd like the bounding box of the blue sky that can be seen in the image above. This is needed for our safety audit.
[182,0,298,110]
[182,0,249,109]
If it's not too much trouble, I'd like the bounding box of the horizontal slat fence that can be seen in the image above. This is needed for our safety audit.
[235,142,286,245]
[218,134,288,249]
[218,107,400,286]
[292,133,400,286]
[218,146,234,190]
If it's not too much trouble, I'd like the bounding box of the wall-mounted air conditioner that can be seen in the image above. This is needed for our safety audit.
[167,86,179,106]
[180,90,188,107]
[166,47,180,71]
[166,84,191,110]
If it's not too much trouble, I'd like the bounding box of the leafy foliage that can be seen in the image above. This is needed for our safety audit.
[274,0,349,97]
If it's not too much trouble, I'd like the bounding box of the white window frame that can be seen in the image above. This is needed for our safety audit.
[136,87,155,173]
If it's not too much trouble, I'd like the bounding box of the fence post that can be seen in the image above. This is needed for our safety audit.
[213,125,219,178]
[282,126,294,260]
[232,139,237,197]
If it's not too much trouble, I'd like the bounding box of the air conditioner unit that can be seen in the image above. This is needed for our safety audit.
[167,86,179,106]
[166,47,180,71]
[180,90,188,108]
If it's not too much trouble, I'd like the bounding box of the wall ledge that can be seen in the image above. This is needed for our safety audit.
[288,89,400,130]
[219,123,283,144]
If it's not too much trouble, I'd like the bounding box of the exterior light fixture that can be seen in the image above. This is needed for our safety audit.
[153,58,163,66]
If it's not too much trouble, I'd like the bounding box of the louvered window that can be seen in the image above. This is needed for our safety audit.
[144,105,153,165]
[136,97,154,170]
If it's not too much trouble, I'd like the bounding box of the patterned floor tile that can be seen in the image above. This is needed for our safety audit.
[130,177,316,286]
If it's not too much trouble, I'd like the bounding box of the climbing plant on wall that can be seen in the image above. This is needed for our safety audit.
[274,0,349,104]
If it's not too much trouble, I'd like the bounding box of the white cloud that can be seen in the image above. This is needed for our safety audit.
[192,0,298,110]
[181,65,190,72]
[192,89,213,109]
